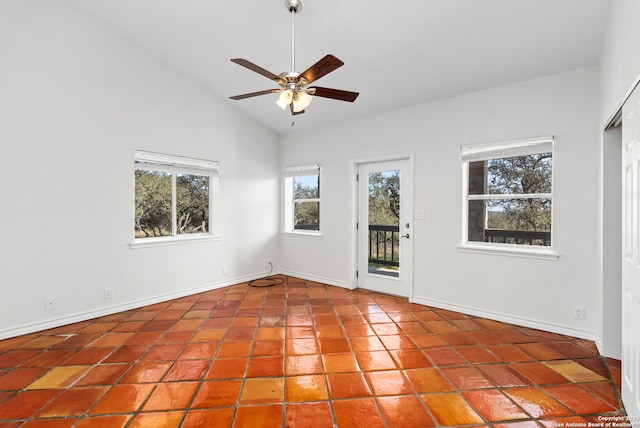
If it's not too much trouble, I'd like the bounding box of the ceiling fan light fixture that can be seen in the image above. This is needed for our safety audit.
[276,90,293,109]
[292,90,312,112]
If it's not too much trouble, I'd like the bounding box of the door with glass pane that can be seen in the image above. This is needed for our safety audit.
[357,160,412,297]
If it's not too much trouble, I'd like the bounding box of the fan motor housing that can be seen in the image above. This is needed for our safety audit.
[279,71,308,92]
[279,71,307,84]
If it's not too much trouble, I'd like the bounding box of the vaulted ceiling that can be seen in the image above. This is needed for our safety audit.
[67,0,610,135]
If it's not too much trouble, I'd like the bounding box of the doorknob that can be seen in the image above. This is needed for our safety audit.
[402,233,410,239]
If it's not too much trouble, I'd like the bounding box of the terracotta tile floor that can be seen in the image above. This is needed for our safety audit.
[0,276,627,427]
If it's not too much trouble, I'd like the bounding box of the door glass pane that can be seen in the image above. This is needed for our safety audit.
[368,170,400,277]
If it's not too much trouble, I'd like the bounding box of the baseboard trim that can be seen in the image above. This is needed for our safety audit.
[594,337,605,358]
[2,273,597,344]
[411,296,596,341]
[277,269,354,290]
[0,272,271,341]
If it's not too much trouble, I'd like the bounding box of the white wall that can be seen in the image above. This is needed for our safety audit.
[280,67,600,341]
[0,0,280,339]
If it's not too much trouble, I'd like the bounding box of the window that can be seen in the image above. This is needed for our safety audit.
[284,164,320,233]
[133,151,219,243]
[461,137,554,251]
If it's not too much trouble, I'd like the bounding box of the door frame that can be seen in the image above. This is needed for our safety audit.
[351,153,414,301]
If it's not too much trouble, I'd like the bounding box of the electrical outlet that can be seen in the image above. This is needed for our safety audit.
[573,305,585,320]
[104,287,114,299]
[45,297,57,311]
[223,266,230,276]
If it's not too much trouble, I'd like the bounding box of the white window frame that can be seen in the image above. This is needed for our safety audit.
[283,164,322,237]
[458,136,558,260]
[131,150,220,248]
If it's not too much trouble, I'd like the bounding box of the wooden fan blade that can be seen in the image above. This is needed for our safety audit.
[308,86,359,102]
[299,55,344,84]
[230,58,283,82]
[230,89,280,100]
[289,103,305,116]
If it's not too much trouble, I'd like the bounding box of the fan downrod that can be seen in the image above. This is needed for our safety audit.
[285,0,302,13]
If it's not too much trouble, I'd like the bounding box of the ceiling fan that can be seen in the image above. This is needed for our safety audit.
[229,0,359,116]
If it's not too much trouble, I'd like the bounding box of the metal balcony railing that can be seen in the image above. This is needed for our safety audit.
[294,224,319,231]
[484,229,551,246]
[369,224,400,267]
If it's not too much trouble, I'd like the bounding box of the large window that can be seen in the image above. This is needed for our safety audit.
[134,151,218,243]
[284,164,320,233]
[462,137,553,249]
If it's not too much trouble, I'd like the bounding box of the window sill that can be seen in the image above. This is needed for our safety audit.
[130,234,222,249]
[457,242,559,260]
[282,231,323,239]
